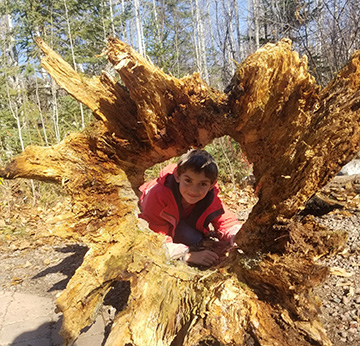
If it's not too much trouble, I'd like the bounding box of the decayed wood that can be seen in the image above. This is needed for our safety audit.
[34,37,230,171]
[228,40,360,253]
[1,36,360,345]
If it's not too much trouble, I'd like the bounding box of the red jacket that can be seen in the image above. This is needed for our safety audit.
[139,164,241,258]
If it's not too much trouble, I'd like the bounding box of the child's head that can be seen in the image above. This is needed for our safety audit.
[176,149,218,184]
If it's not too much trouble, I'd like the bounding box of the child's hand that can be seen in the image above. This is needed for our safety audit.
[184,250,219,266]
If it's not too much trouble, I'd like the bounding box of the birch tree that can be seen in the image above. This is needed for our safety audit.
[253,0,260,49]
[33,65,49,146]
[233,0,245,62]
[194,0,209,83]
[1,0,26,153]
[109,0,117,36]
[120,0,128,42]
[189,0,201,73]
[134,0,146,55]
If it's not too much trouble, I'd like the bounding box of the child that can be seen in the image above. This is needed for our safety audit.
[139,149,242,266]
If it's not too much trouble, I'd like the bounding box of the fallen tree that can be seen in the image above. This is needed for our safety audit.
[1,36,360,345]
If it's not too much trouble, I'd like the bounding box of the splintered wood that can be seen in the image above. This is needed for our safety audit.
[1,37,360,345]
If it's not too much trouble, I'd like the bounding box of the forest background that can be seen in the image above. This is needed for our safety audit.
[1,0,359,205]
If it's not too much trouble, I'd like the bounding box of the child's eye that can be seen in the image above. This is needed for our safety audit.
[184,178,192,183]
[201,182,209,187]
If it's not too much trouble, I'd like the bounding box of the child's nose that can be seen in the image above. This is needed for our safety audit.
[191,185,201,194]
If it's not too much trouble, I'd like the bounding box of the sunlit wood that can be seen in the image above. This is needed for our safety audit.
[1,36,360,345]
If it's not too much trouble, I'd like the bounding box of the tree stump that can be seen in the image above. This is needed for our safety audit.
[1,36,360,345]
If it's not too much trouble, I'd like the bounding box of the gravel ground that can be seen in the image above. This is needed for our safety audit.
[0,239,88,299]
[313,211,360,346]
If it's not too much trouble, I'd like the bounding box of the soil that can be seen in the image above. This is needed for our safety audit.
[0,178,359,345]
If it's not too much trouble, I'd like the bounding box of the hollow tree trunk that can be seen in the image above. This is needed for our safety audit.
[1,37,360,345]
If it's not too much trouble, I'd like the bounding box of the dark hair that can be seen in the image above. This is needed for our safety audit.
[176,149,218,183]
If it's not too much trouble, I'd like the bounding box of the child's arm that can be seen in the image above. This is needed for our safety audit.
[212,204,242,244]
[140,187,194,260]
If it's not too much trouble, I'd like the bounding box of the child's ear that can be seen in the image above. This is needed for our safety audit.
[174,168,180,183]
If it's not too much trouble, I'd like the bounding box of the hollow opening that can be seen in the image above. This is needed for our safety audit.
[138,138,256,265]
[141,137,256,213]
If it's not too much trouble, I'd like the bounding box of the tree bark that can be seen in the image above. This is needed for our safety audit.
[1,36,360,345]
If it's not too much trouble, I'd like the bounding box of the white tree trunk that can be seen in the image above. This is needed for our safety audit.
[247,0,253,50]
[2,1,24,151]
[190,0,201,75]
[314,0,324,66]
[152,0,159,36]
[205,0,216,55]
[51,78,61,142]
[134,0,145,56]
[253,0,260,49]
[3,0,18,68]
[100,0,107,41]
[109,0,116,36]
[48,3,61,142]
[233,0,245,61]
[34,66,49,146]
[271,0,279,41]
[5,81,24,151]
[120,0,127,42]
[194,0,209,83]
[171,7,180,76]
[63,0,85,128]
[220,0,236,87]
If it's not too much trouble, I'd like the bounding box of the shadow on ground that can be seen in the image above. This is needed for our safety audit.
[9,316,63,346]
[32,244,88,292]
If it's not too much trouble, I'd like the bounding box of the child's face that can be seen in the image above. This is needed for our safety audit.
[174,169,215,207]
